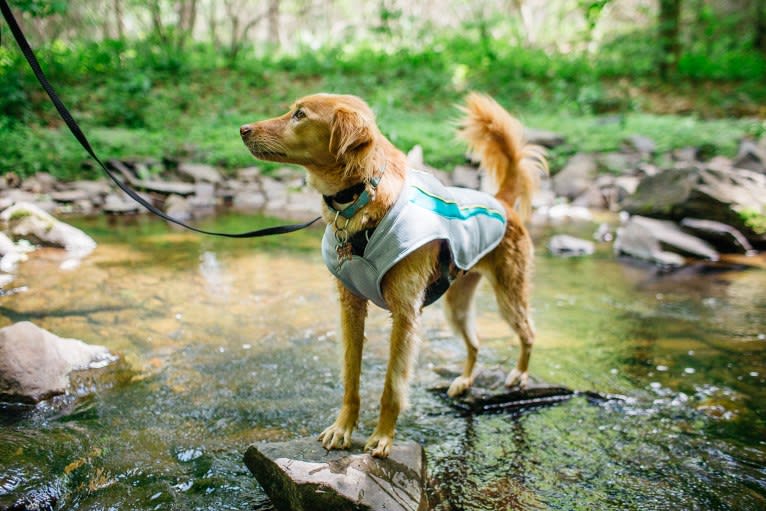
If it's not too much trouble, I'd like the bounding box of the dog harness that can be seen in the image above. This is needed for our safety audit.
[321,170,507,310]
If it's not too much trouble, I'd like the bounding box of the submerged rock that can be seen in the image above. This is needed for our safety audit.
[0,322,116,403]
[548,235,595,257]
[244,436,428,511]
[430,367,576,413]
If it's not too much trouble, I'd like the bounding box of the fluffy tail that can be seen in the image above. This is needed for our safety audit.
[457,92,548,222]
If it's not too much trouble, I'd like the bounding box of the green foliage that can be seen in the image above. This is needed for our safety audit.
[9,0,67,17]
[0,27,764,180]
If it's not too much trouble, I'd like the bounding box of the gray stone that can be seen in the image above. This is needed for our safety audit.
[614,215,719,267]
[178,162,223,183]
[573,185,607,209]
[429,367,575,412]
[50,189,91,203]
[680,218,754,254]
[622,135,656,156]
[451,165,480,189]
[0,202,96,260]
[0,232,17,256]
[524,128,566,148]
[548,235,595,257]
[0,322,115,403]
[552,153,599,199]
[733,139,765,173]
[244,437,428,511]
[622,166,766,244]
[164,194,192,222]
[597,152,641,175]
[21,172,57,194]
[103,192,143,214]
[672,147,701,163]
[237,167,262,183]
[233,187,267,212]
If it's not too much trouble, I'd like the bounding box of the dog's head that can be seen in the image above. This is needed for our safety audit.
[240,94,379,191]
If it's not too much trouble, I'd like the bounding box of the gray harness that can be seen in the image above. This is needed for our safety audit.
[322,170,507,310]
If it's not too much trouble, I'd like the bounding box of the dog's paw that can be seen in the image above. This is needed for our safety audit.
[447,375,473,397]
[364,431,394,458]
[505,368,528,388]
[318,422,354,451]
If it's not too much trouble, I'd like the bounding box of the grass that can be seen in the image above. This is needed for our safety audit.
[1,33,765,180]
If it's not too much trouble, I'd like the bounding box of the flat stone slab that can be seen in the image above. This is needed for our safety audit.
[429,367,576,413]
[244,437,428,511]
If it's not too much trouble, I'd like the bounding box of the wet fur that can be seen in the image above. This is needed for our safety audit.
[240,92,547,457]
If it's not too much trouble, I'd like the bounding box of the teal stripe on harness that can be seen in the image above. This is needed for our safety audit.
[408,185,506,223]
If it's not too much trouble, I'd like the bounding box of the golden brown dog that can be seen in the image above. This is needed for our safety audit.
[240,92,546,457]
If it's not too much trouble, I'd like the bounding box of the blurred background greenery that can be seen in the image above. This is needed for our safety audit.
[0,0,764,179]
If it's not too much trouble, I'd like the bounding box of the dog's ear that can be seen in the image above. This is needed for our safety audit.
[329,108,374,159]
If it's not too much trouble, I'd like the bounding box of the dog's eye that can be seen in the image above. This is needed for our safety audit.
[292,109,306,121]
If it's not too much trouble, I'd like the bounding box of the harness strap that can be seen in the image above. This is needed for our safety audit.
[0,0,320,239]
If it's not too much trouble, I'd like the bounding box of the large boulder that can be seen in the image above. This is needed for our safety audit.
[0,322,115,403]
[244,437,428,511]
[0,202,96,264]
[614,215,719,267]
[622,166,766,246]
[680,218,754,254]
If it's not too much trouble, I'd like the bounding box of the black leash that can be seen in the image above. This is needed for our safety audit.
[0,0,321,238]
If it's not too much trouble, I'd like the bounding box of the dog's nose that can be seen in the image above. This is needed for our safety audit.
[240,125,252,137]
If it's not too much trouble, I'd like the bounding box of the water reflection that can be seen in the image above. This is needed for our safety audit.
[0,213,764,510]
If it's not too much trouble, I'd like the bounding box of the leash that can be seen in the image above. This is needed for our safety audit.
[0,0,321,238]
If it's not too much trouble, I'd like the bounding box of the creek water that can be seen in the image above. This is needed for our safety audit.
[0,213,764,510]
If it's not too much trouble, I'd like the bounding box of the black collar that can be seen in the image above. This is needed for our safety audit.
[323,181,366,209]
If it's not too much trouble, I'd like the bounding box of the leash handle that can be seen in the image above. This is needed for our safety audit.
[0,0,321,238]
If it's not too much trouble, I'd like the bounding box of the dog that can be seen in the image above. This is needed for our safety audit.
[240,92,546,457]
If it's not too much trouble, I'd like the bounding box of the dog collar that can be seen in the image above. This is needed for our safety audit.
[323,162,387,220]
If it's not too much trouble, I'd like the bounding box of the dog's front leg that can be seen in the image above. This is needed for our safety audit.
[365,246,435,457]
[319,281,367,450]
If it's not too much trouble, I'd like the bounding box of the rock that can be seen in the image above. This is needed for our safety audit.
[232,187,267,212]
[237,167,262,183]
[597,152,641,175]
[552,153,598,199]
[573,185,607,209]
[524,128,566,148]
[244,437,428,511]
[164,194,192,222]
[0,202,96,260]
[680,218,754,254]
[622,166,766,245]
[50,189,91,203]
[282,191,321,220]
[429,367,576,413]
[672,147,701,163]
[3,172,21,188]
[451,165,480,189]
[0,322,115,403]
[110,159,196,196]
[178,162,223,184]
[260,176,288,205]
[593,223,613,242]
[102,193,142,214]
[614,215,719,267]
[0,232,17,256]
[622,135,656,156]
[733,139,766,173]
[189,182,217,210]
[20,172,57,194]
[548,235,595,257]
[532,203,592,224]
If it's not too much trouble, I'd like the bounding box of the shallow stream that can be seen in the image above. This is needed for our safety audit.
[1,214,765,510]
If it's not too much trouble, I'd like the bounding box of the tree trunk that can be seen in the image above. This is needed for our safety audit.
[268,0,280,46]
[658,0,682,81]
[114,0,124,40]
[756,0,766,54]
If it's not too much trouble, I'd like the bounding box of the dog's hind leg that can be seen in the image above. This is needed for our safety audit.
[319,281,367,450]
[444,271,483,397]
[479,228,535,389]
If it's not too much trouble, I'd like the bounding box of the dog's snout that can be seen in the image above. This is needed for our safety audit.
[240,124,252,137]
